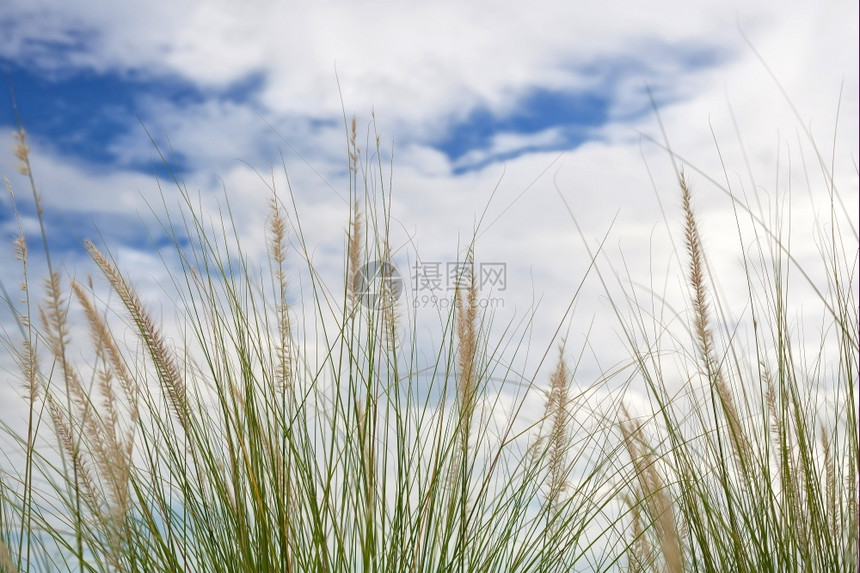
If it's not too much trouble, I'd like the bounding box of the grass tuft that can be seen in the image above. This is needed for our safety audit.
[0,102,856,572]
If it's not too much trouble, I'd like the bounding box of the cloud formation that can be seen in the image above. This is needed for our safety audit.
[0,0,856,433]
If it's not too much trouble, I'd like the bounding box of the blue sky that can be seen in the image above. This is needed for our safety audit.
[0,0,857,429]
[1,65,204,169]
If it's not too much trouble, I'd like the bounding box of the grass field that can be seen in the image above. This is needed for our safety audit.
[0,105,857,572]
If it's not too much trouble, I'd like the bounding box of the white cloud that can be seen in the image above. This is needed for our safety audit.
[5,0,849,130]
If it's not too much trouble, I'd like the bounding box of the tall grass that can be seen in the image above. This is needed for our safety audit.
[605,161,858,572]
[0,101,856,572]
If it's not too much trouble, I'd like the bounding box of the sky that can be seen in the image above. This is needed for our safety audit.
[0,1,857,456]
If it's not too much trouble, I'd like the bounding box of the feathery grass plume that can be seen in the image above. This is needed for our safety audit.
[543,344,572,515]
[71,278,139,421]
[379,240,400,354]
[45,392,104,517]
[70,279,137,516]
[347,199,363,306]
[12,129,29,177]
[345,115,367,318]
[348,115,360,170]
[13,235,28,294]
[5,179,30,300]
[456,246,479,435]
[619,405,683,573]
[679,170,748,464]
[39,272,70,365]
[267,192,293,390]
[14,339,38,404]
[679,169,718,378]
[85,240,190,431]
[10,125,44,249]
